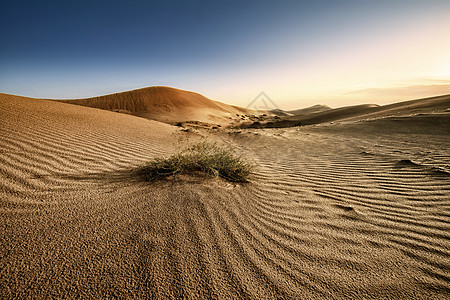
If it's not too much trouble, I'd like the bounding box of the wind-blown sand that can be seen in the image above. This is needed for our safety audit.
[1,92,449,299]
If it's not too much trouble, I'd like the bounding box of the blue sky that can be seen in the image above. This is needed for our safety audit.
[1,0,449,108]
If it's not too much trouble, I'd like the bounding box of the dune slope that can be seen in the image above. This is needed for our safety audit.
[58,86,247,124]
[288,104,332,116]
[1,93,449,299]
[266,94,450,127]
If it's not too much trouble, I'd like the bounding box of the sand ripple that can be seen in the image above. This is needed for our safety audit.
[1,95,449,298]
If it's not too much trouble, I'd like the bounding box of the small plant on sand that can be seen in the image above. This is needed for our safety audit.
[138,141,255,182]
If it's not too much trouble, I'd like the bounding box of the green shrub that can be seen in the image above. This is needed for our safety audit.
[138,141,254,182]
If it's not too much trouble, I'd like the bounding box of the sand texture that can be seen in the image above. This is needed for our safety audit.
[1,92,449,299]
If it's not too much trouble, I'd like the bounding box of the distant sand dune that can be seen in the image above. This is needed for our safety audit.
[287,104,332,116]
[266,94,450,127]
[1,92,449,298]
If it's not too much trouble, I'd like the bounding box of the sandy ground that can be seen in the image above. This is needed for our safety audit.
[1,93,449,299]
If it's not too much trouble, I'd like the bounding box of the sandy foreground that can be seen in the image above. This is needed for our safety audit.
[1,94,449,299]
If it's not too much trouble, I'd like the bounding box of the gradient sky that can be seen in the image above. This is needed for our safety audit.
[1,0,449,109]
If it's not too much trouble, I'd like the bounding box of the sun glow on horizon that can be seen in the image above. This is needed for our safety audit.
[1,1,449,110]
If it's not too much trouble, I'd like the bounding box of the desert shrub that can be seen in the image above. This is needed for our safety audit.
[138,141,254,182]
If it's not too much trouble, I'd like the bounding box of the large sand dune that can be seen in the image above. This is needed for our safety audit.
[57,86,248,124]
[1,92,449,298]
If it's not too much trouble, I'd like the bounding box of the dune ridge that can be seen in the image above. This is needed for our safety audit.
[263,94,450,127]
[287,104,332,116]
[56,86,248,124]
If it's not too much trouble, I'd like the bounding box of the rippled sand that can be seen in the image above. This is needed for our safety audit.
[1,93,449,299]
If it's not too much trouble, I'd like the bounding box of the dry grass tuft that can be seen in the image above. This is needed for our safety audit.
[138,141,254,182]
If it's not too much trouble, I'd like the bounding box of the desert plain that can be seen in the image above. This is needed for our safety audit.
[1,87,449,299]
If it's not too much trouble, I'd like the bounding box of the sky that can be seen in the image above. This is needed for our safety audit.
[1,0,449,109]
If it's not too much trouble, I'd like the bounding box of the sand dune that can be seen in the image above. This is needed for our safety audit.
[287,104,332,116]
[0,93,177,200]
[57,86,248,124]
[264,94,450,127]
[269,104,332,118]
[345,93,450,121]
[1,92,449,298]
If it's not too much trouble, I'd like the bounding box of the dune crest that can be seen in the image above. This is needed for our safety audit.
[253,94,450,128]
[57,86,248,124]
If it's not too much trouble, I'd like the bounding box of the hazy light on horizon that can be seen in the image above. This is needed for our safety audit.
[1,0,449,109]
